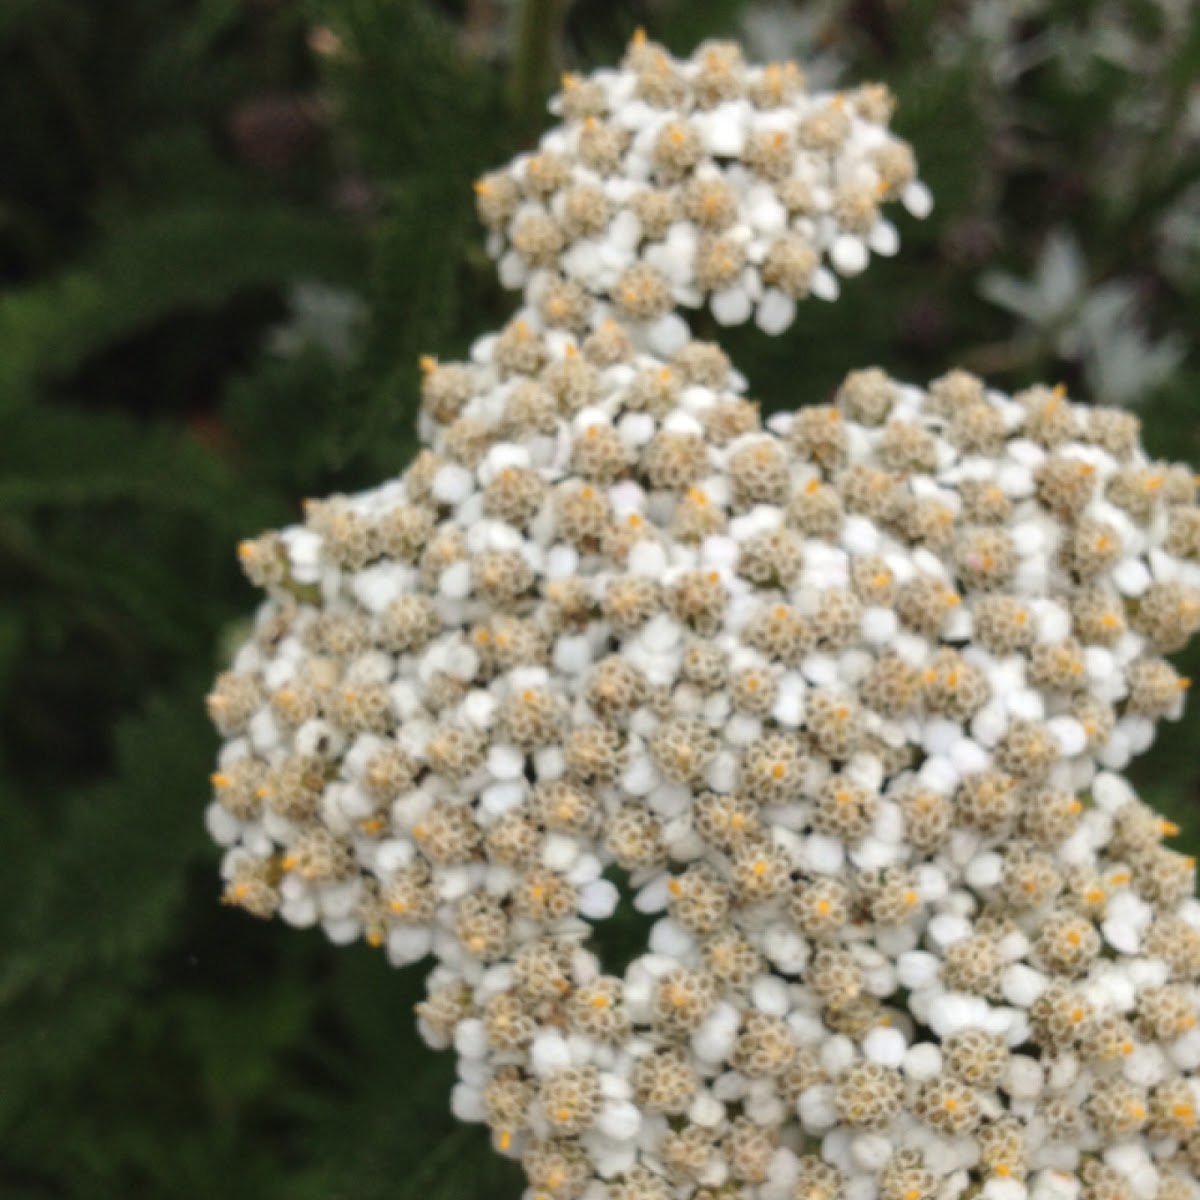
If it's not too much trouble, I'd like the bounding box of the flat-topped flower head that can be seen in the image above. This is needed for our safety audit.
[204,31,1200,1200]
[478,39,931,349]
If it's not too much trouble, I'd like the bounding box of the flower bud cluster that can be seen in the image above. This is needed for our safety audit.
[206,34,1200,1200]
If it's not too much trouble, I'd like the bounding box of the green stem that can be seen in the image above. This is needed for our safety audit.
[507,0,567,132]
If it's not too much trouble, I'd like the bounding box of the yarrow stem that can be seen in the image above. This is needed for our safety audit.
[507,0,568,132]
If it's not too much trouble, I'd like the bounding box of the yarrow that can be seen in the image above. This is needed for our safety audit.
[479,31,930,346]
[207,34,1200,1200]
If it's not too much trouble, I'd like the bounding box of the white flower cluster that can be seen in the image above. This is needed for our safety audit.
[205,35,1200,1200]
[476,35,931,344]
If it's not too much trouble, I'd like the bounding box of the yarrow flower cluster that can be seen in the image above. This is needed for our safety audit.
[478,32,931,344]
[206,35,1200,1200]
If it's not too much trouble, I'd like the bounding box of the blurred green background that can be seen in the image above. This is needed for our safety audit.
[1,0,1197,1195]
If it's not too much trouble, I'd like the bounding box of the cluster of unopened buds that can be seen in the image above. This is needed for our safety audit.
[205,35,1200,1200]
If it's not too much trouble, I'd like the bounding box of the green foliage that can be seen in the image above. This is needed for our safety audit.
[0,204,364,404]
[1,0,1197,1196]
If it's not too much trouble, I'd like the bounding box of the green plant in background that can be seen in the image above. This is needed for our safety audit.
[0,2,1197,1198]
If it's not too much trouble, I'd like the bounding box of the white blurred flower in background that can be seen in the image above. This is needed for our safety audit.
[1075,282,1186,407]
[979,231,1086,344]
[268,283,367,364]
[980,230,1185,406]
[739,0,847,88]
[1158,181,1200,288]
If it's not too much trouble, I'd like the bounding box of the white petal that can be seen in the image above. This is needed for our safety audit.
[830,234,869,276]
[867,219,900,256]
[755,288,796,336]
[810,266,840,301]
[578,878,620,919]
[902,180,934,218]
[711,285,753,325]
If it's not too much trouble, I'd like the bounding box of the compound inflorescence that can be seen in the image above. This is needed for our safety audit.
[207,34,1200,1200]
